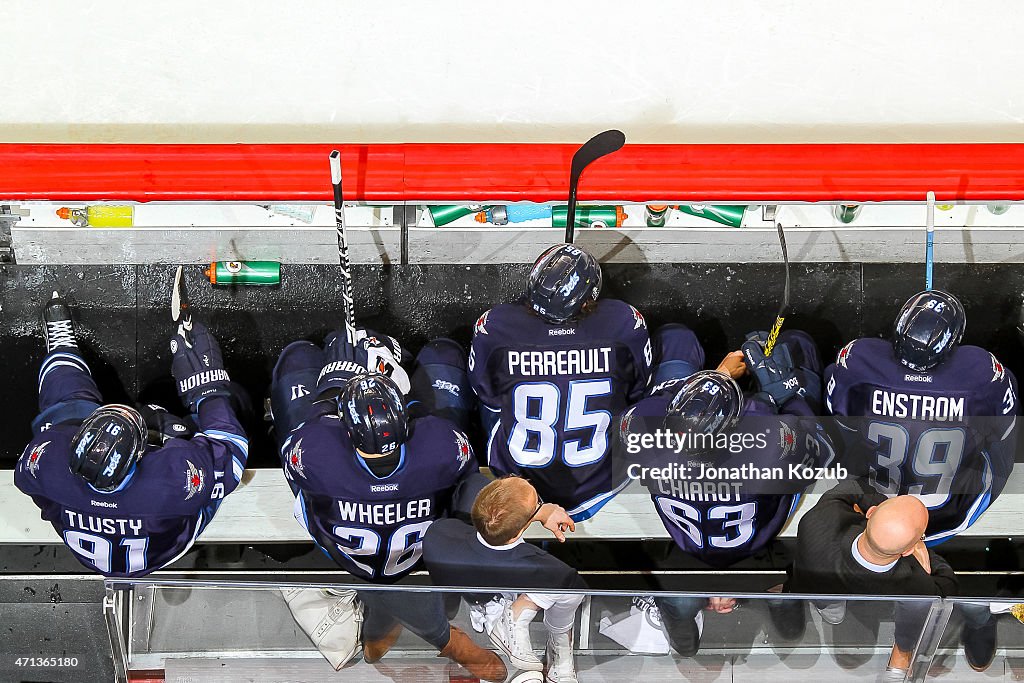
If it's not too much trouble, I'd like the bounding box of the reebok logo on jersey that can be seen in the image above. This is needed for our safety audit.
[91,499,118,509]
[904,374,934,383]
[370,483,399,493]
[548,328,576,336]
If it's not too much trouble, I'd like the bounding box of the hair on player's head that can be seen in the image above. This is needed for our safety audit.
[472,476,538,546]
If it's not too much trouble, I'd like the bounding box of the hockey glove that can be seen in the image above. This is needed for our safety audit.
[317,331,366,398]
[741,336,803,408]
[138,403,195,446]
[171,320,232,413]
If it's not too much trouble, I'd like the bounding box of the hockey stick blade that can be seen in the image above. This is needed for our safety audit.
[171,265,194,344]
[564,129,626,244]
[763,223,790,357]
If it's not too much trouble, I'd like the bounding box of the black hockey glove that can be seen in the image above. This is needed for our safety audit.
[171,320,232,413]
[741,332,803,408]
[138,403,195,446]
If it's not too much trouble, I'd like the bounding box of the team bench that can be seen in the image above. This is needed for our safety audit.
[2,468,1021,544]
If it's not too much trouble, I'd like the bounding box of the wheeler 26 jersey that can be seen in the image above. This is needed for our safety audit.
[624,389,835,567]
[281,406,473,582]
[15,397,248,578]
[469,300,652,520]
[825,337,1018,543]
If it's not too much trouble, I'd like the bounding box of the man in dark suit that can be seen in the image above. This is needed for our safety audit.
[776,478,958,682]
[424,475,583,683]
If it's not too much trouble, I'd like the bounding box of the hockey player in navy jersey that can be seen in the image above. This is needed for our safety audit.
[270,331,506,681]
[620,325,835,656]
[825,289,1017,671]
[15,290,250,578]
[469,243,653,522]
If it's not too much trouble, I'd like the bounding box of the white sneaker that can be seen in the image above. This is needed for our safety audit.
[545,630,578,683]
[488,603,542,671]
[816,600,847,625]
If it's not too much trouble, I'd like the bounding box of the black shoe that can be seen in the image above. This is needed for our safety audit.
[768,599,807,642]
[660,607,701,657]
[962,617,997,672]
[42,291,78,353]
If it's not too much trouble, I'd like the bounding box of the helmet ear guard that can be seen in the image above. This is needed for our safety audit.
[338,373,409,456]
[892,289,966,372]
[665,371,745,441]
[69,404,147,491]
[526,243,603,324]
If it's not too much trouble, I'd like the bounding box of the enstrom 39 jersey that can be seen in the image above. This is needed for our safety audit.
[469,300,652,520]
[15,397,248,578]
[282,405,474,582]
[825,337,1018,543]
[623,384,835,567]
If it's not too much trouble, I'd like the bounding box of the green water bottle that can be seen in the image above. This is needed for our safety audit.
[205,261,281,286]
[552,205,626,229]
[675,204,744,227]
[833,204,862,224]
[645,205,670,227]
[427,205,487,227]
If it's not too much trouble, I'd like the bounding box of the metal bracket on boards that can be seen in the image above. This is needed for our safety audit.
[761,205,780,223]
[0,205,20,263]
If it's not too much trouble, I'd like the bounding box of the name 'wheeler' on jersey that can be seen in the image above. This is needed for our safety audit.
[825,289,1019,545]
[469,243,654,522]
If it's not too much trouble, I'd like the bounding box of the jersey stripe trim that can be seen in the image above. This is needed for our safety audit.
[923,452,994,545]
[201,429,250,457]
[38,358,91,390]
[162,510,205,568]
[566,478,631,522]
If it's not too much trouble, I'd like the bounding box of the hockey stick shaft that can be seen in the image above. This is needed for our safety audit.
[564,129,626,244]
[329,150,358,346]
[763,222,790,357]
[925,190,935,291]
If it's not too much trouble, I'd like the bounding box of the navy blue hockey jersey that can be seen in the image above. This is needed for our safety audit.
[825,337,1018,543]
[281,404,474,582]
[15,352,248,577]
[469,300,652,520]
[623,387,835,567]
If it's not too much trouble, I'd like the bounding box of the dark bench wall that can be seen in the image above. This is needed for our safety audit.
[3,262,1022,467]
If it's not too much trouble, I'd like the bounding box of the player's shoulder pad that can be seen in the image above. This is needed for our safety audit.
[409,415,475,471]
[956,345,1015,385]
[471,304,523,340]
[595,299,648,335]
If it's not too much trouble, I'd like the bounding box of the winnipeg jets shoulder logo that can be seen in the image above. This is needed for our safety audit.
[454,431,473,467]
[474,310,490,336]
[991,354,1006,383]
[184,460,205,501]
[836,341,856,369]
[778,422,797,459]
[287,438,306,477]
[619,407,636,440]
[629,305,647,331]
[23,441,50,478]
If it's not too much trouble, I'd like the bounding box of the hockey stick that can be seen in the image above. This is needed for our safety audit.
[171,265,193,346]
[329,150,358,346]
[564,129,626,244]
[925,190,935,290]
[763,222,790,357]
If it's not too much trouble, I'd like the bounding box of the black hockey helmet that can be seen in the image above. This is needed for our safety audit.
[70,404,147,491]
[892,289,966,372]
[665,371,744,437]
[338,373,408,456]
[526,243,602,324]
